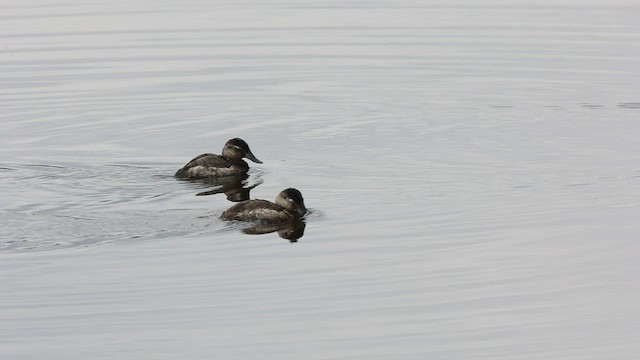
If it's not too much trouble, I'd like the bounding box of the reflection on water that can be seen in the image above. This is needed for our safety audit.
[184,173,263,201]
[242,218,306,242]
[618,102,640,109]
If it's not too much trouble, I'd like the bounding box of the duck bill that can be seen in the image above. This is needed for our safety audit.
[297,204,308,216]
[244,150,263,164]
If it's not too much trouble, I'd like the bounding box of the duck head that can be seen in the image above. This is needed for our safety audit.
[221,138,262,163]
[275,188,307,216]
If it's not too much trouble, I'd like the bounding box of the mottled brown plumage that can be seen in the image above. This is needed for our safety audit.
[220,188,307,224]
[175,138,262,179]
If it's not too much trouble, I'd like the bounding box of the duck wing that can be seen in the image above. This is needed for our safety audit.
[175,153,233,177]
[221,200,292,223]
[183,153,231,168]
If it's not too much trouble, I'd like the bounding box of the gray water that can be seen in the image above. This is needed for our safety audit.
[2,1,640,358]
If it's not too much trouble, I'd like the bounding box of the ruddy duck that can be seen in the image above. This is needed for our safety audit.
[175,138,262,179]
[220,188,307,224]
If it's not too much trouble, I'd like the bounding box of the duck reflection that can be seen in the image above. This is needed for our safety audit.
[242,219,306,242]
[190,174,262,202]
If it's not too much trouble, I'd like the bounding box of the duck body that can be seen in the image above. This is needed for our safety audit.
[175,153,248,178]
[221,188,307,224]
[221,199,294,223]
[175,138,261,179]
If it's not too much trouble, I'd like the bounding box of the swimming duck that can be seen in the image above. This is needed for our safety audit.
[175,138,262,179]
[220,188,307,224]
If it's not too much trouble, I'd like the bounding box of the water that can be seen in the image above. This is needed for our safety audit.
[2,1,640,358]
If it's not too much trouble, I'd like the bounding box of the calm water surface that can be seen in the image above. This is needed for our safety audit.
[2,1,640,359]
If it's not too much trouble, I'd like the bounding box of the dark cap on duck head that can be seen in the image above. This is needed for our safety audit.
[279,188,307,216]
[225,138,262,164]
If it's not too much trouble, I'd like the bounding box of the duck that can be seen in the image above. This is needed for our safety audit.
[175,138,262,179]
[220,188,307,224]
